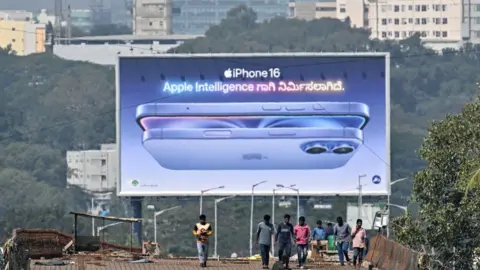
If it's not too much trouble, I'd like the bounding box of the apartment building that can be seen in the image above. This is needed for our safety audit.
[462,3,480,44]
[0,20,46,55]
[368,0,462,49]
[66,144,118,193]
[289,0,466,49]
[289,0,368,27]
[288,0,337,20]
[133,0,172,35]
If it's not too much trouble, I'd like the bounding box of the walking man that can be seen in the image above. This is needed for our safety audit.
[311,220,326,256]
[334,216,351,266]
[294,216,311,269]
[192,214,213,267]
[276,214,294,270]
[257,214,275,269]
[351,219,367,269]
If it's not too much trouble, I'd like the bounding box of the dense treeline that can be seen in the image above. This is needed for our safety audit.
[1,5,480,263]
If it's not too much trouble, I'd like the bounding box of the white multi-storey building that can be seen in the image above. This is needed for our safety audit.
[67,144,117,193]
[289,0,478,51]
[133,0,172,35]
[368,0,462,50]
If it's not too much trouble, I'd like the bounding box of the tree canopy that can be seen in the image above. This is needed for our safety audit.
[2,5,480,259]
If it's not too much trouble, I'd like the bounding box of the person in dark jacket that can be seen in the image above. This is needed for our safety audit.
[276,214,294,270]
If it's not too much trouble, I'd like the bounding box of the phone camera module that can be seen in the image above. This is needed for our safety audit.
[332,144,354,154]
[301,142,328,154]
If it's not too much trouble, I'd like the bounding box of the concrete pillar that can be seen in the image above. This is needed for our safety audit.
[130,196,143,244]
[299,197,307,218]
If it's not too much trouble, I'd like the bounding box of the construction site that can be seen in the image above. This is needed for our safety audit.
[0,212,422,270]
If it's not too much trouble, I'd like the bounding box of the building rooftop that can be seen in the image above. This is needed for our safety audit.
[57,34,202,42]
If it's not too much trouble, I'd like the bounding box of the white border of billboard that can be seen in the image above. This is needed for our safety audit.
[115,52,391,197]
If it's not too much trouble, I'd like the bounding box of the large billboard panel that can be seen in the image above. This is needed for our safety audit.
[117,53,390,196]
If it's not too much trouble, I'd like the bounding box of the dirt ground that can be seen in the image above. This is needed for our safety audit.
[30,259,368,269]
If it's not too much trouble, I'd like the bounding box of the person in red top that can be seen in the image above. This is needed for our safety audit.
[294,216,311,269]
[351,219,367,269]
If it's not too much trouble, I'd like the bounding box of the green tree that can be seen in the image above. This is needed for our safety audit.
[393,100,480,269]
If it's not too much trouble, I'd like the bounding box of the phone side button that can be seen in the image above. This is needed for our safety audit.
[262,105,282,111]
[268,131,296,136]
[203,130,232,137]
[286,106,305,111]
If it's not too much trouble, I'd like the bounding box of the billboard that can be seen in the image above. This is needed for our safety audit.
[116,53,390,196]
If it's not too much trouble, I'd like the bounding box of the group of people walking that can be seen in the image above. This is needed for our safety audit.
[192,214,368,269]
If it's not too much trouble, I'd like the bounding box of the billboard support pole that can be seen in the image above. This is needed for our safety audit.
[357,175,367,219]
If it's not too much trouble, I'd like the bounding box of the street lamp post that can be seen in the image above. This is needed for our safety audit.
[154,206,181,244]
[250,181,267,257]
[214,195,236,258]
[276,184,299,220]
[387,177,408,238]
[96,221,123,236]
[357,174,367,219]
[272,186,284,254]
[199,186,225,214]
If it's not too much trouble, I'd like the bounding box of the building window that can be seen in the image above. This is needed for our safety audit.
[401,18,407,24]
[101,159,106,166]
[149,21,153,26]
[475,31,480,38]
[340,8,346,13]
[394,31,400,38]
[380,5,386,12]
[421,31,427,37]
[421,5,427,11]
[415,18,420,25]
[442,31,447,37]
[394,5,399,12]
[442,18,448,24]
[408,5,413,11]
[316,7,336,11]
[402,31,407,38]
[477,17,480,24]
[101,175,106,181]
[415,5,420,12]
[12,39,15,42]
[434,31,441,37]
[421,18,427,24]
[408,18,413,24]
[289,7,295,16]
[394,18,399,25]
[381,31,387,38]
[401,5,405,12]
[381,18,387,25]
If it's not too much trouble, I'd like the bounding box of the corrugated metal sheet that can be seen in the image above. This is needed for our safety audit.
[365,235,420,270]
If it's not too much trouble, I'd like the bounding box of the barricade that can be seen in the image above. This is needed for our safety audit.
[365,235,420,270]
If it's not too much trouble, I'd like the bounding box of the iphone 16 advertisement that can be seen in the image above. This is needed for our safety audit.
[117,53,390,196]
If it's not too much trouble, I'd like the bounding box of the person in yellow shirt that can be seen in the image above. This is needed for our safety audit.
[192,214,214,267]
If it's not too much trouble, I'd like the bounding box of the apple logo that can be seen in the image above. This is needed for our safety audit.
[223,69,232,79]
